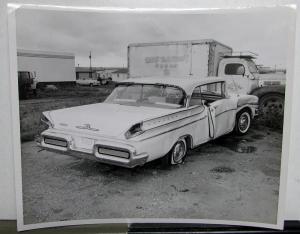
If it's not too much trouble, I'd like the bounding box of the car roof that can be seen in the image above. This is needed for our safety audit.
[119,77,225,94]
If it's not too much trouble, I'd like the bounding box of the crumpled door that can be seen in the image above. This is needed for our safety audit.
[209,99,237,138]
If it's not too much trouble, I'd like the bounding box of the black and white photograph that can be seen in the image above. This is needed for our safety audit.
[10,4,295,231]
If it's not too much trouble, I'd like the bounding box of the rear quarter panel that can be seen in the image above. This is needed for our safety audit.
[132,106,209,161]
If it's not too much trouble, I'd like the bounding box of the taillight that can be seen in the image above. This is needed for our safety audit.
[125,122,144,139]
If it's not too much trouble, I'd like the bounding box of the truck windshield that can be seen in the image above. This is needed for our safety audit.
[247,60,259,73]
[105,84,186,109]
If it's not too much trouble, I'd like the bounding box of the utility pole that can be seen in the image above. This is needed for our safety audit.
[89,51,92,78]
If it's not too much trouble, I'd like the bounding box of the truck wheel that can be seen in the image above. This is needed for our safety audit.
[259,94,284,116]
[162,138,187,167]
[235,110,251,135]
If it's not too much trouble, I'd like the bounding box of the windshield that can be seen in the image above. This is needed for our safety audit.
[247,60,259,74]
[105,84,186,109]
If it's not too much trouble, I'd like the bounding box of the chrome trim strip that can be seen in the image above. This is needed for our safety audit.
[215,108,237,117]
[142,105,203,123]
[140,115,207,141]
[143,107,205,132]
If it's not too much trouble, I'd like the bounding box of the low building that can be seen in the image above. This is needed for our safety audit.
[76,67,128,82]
[75,67,103,80]
[17,49,76,86]
[111,68,128,82]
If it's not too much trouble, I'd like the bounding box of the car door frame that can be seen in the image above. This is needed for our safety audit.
[187,85,214,146]
[195,81,236,139]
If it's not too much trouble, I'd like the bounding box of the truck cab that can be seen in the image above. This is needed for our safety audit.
[217,55,260,95]
[217,54,285,117]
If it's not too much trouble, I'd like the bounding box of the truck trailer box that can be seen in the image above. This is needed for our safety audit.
[17,49,76,85]
[128,39,232,79]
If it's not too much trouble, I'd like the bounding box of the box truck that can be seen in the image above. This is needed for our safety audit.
[128,39,285,117]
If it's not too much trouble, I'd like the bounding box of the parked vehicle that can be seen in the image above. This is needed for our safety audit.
[76,78,100,86]
[18,71,37,99]
[97,76,112,85]
[128,39,285,116]
[38,77,258,168]
[96,72,113,85]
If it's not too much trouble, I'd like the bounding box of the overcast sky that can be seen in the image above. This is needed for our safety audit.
[16,7,294,68]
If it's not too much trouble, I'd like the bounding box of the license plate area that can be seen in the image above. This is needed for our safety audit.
[73,136,95,150]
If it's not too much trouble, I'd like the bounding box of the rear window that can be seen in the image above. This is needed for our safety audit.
[105,83,186,109]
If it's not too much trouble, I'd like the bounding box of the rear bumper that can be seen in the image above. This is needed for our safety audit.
[39,132,149,168]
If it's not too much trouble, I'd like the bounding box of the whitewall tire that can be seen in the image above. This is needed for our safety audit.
[162,138,187,166]
[235,111,251,135]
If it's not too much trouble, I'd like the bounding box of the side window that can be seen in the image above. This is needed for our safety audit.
[200,82,224,97]
[225,63,245,75]
[191,87,201,97]
[190,86,203,106]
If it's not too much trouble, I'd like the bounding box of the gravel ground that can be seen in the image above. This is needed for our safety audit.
[21,126,282,225]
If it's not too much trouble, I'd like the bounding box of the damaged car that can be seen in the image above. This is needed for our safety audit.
[38,77,258,168]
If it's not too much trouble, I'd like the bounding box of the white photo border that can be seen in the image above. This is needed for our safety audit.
[8,3,296,231]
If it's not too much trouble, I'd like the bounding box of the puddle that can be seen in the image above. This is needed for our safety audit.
[215,137,257,154]
[210,166,235,173]
[179,188,189,193]
[235,144,256,153]
[170,185,190,193]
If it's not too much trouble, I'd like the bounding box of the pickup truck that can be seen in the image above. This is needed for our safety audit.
[76,78,100,86]
[128,39,285,117]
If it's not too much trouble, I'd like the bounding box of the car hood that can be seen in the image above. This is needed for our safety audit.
[47,102,178,138]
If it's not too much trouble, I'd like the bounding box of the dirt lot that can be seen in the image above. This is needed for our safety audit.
[21,125,282,225]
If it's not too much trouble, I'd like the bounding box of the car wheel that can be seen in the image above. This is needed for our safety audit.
[89,83,93,87]
[162,138,187,166]
[235,110,251,135]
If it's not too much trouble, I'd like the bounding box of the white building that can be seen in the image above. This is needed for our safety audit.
[17,49,76,85]
[110,68,128,82]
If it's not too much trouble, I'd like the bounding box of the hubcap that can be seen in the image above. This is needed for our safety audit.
[238,113,250,133]
[172,141,186,163]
